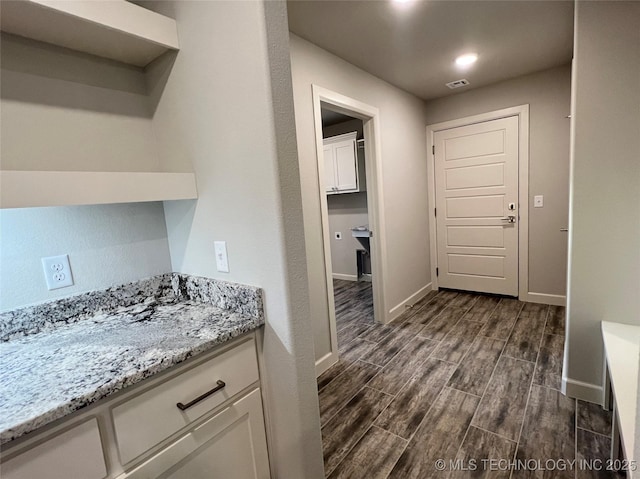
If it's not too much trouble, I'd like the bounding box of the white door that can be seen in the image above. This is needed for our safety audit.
[434,116,519,296]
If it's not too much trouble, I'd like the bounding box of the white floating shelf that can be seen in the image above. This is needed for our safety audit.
[0,0,179,67]
[0,171,198,209]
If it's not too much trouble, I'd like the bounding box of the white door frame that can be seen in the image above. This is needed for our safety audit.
[312,84,388,376]
[426,105,532,302]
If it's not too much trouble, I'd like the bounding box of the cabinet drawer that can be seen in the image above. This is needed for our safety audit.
[112,338,259,465]
[120,388,270,479]
[1,418,106,479]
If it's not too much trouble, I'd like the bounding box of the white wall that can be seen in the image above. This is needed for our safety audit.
[564,1,640,402]
[0,203,172,311]
[290,34,432,362]
[423,64,572,299]
[143,2,324,477]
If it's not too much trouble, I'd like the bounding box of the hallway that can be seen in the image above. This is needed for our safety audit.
[319,282,619,478]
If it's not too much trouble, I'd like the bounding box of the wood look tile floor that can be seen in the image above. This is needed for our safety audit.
[319,280,622,479]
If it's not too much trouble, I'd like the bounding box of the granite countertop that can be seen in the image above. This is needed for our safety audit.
[0,274,264,445]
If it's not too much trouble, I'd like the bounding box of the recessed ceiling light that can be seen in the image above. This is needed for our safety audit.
[455,53,478,68]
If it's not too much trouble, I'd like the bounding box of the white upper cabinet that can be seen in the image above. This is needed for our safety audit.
[323,132,365,195]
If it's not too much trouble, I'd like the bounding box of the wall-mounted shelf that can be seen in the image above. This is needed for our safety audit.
[0,171,198,209]
[0,0,179,67]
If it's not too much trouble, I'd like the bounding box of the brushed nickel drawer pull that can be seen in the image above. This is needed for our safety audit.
[176,380,226,411]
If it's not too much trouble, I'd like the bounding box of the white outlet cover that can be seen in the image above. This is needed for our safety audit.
[534,195,544,208]
[214,241,229,273]
[42,254,74,290]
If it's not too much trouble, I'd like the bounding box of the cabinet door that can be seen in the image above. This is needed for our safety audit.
[334,140,357,192]
[323,145,336,192]
[1,418,106,479]
[122,388,270,479]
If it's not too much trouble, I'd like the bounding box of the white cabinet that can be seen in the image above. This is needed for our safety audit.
[120,389,270,479]
[0,333,270,479]
[323,132,365,194]
[112,338,260,465]
[1,419,107,479]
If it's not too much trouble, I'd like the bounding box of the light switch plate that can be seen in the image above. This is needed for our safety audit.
[214,241,229,273]
[534,195,544,208]
[42,254,74,290]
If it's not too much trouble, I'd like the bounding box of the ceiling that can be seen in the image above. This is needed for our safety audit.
[287,0,574,101]
[321,108,357,127]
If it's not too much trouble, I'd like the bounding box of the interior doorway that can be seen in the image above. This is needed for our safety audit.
[312,85,387,376]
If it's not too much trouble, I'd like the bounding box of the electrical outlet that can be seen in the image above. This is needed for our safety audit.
[42,254,74,290]
[335,232,342,240]
[214,241,229,273]
[534,195,544,208]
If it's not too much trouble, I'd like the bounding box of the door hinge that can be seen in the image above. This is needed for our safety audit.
[436,267,439,277]
[434,208,437,217]
[432,145,435,155]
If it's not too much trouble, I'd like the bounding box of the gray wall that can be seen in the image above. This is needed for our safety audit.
[323,118,368,279]
[0,203,172,311]
[327,193,368,279]
[291,34,432,364]
[564,1,640,402]
[423,64,572,298]
[0,33,160,172]
[142,2,324,477]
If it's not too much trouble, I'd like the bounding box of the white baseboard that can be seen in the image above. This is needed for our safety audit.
[522,292,566,307]
[332,273,358,282]
[562,377,603,405]
[315,350,338,378]
[387,282,433,323]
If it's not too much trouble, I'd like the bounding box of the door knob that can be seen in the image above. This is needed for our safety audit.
[501,215,516,224]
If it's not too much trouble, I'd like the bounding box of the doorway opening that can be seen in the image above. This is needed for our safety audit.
[312,85,387,376]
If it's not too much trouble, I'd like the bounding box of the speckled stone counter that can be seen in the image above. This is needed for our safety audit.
[0,274,264,445]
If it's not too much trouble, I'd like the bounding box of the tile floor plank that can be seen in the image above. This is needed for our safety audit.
[502,302,548,362]
[448,336,506,396]
[577,400,613,437]
[452,426,517,479]
[545,305,566,336]
[375,358,457,439]
[318,338,379,391]
[387,387,480,479]
[576,428,622,479]
[322,387,395,476]
[318,360,380,425]
[479,298,524,340]
[327,425,407,479]
[533,333,564,390]
[463,295,501,323]
[405,291,458,325]
[471,356,535,441]
[513,385,576,478]
[359,329,415,367]
[368,336,439,394]
[431,319,484,364]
